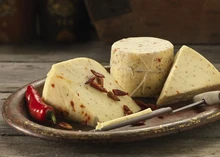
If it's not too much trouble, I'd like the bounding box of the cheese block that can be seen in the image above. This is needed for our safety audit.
[42,57,141,127]
[157,45,220,106]
[110,37,174,97]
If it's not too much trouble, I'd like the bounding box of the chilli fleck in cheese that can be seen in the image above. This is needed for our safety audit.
[110,37,174,97]
[42,58,142,127]
[157,45,220,106]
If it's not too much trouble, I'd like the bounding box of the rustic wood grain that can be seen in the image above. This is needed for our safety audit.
[0,93,23,136]
[0,42,219,63]
[0,62,52,92]
[1,134,220,157]
[0,41,111,63]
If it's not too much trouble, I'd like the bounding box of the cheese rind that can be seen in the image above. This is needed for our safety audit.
[42,58,141,127]
[110,37,174,97]
[157,45,220,106]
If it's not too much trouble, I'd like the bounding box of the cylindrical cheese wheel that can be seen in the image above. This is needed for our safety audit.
[110,37,174,97]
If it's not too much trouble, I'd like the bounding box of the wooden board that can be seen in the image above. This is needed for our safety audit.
[0,42,219,63]
[1,135,220,157]
[85,0,220,44]
[0,41,111,63]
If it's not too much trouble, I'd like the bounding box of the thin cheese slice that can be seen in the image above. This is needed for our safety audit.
[157,45,220,106]
[42,58,141,127]
[110,37,174,97]
[96,108,152,130]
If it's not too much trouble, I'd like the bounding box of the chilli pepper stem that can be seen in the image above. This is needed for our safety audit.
[46,111,56,124]
[26,85,57,125]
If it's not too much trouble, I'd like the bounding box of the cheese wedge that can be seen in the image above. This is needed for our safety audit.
[157,45,220,106]
[42,58,141,127]
[110,37,174,97]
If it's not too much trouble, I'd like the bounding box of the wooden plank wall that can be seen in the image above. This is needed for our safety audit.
[85,0,220,44]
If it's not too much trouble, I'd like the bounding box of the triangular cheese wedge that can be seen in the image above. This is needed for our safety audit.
[42,58,142,127]
[157,45,220,106]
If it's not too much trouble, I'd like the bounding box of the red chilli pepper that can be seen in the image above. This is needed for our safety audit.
[25,85,56,124]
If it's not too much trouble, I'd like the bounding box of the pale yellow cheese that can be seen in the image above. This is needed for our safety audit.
[110,37,174,97]
[42,58,141,127]
[95,108,152,130]
[157,45,220,106]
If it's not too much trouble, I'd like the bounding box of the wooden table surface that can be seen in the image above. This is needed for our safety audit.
[1,41,220,157]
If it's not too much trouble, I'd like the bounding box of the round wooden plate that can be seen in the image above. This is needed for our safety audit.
[2,79,220,143]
